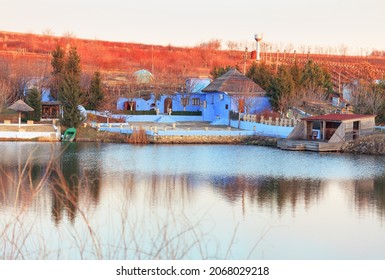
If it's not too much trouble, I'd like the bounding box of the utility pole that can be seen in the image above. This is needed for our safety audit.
[243,47,248,75]
[151,45,154,75]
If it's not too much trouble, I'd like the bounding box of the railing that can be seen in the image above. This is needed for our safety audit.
[242,114,300,127]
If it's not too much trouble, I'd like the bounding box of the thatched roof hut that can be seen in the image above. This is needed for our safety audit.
[202,69,265,95]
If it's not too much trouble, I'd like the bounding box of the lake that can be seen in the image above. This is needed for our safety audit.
[1,142,385,260]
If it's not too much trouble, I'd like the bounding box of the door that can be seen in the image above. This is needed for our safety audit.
[164,98,172,113]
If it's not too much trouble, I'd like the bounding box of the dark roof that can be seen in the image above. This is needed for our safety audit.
[302,113,376,122]
[202,69,265,95]
[42,101,61,105]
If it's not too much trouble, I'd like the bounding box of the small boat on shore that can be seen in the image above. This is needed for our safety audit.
[62,127,76,142]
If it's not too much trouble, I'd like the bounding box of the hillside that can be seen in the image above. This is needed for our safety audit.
[1,30,385,92]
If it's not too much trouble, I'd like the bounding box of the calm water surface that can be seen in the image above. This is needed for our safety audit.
[1,142,385,259]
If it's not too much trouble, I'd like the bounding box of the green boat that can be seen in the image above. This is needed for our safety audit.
[62,127,76,142]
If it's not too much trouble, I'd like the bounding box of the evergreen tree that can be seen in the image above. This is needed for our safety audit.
[86,71,104,110]
[268,65,296,114]
[51,45,65,75]
[301,60,333,101]
[246,62,274,92]
[57,47,83,128]
[210,65,235,79]
[65,47,81,77]
[26,87,42,121]
[50,45,65,99]
[290,61,303,94]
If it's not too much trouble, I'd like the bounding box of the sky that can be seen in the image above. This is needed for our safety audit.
[1,0,384,53]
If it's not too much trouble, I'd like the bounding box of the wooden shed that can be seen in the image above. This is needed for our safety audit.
[277,114,376,151]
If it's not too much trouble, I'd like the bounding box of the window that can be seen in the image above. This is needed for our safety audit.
[192,98,200,106]
[181,97,189,106]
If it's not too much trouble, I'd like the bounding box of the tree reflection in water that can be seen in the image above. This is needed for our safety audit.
[1,142,385,259]
[211,175,324,215]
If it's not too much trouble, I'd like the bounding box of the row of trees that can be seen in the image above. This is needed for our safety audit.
[0,45,105,127]
[246,61,385,122]
[212,60,385,123]
[259,60,333,115]
[50,45,105,127]
[244,60,333,115]
[29,46,105,127]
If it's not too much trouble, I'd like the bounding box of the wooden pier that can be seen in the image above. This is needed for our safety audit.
[277,139,343,152]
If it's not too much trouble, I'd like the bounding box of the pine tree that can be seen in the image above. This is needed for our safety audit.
[210,65,234,79]
[50,45,65,99]
[246,62,274,92]
[301,60,333,100]
[57,47,83,128]
[51,45,65,75]
[26,87,42,121]
[268,65,296,114]
[87,71,104,110]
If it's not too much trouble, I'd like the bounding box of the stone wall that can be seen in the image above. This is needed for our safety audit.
[150,135,278,146]
[341,134,385,155]
[150,135,247,144]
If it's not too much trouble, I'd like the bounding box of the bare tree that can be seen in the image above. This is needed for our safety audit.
[0,79,12,111]
[226,41,240,58]
[351,80,385,115]
[195,39,222,68]
[42,28,55,37]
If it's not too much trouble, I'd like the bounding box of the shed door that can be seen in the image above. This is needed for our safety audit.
[353,121,359,139]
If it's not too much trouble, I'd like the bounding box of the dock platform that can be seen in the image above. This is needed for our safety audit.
[277,139,343,152]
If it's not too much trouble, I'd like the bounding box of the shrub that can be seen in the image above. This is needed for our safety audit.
[120,110,156,115]
[128,127,149,144]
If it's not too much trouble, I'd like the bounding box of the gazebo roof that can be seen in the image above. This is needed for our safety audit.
[202,69,265,95]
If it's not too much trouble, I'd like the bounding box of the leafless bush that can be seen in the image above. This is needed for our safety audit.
[128,127,149,144]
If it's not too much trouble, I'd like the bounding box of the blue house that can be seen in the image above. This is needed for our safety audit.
[201,69,268,123]
[116,77,211,114]
[165,78,211,113]
[116,69,270,123]
[117,94,157,111]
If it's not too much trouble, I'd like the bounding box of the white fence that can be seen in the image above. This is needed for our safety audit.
[242,114,299,127]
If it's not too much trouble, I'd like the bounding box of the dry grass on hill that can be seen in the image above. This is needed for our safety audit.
[1,30,385,90]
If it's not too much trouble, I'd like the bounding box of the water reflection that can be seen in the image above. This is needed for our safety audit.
[211,176,324,215]
[353,176,385,218]
[1,142,385,259]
